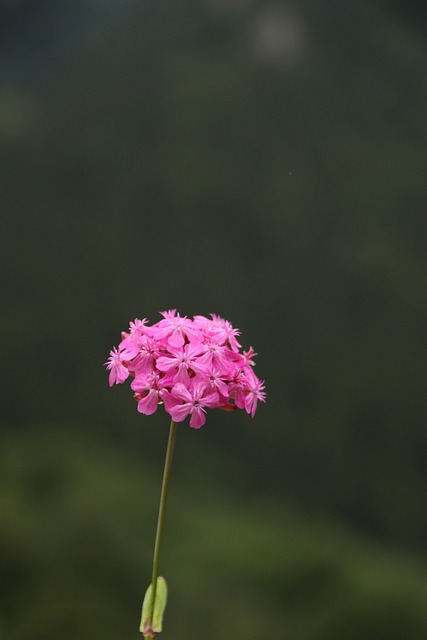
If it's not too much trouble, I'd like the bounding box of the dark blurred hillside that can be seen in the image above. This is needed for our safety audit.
[1,0,427,552]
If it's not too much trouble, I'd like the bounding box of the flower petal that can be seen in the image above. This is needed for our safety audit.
[169,403,192,423]
[137,390,159,415]
[171,383,193,403]
[189,406,206,429]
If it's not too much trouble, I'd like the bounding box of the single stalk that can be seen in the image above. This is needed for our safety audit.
[148,418,177,632]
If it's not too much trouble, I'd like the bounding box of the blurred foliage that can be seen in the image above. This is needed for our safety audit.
[1,0,427,637]
[1,429,427,640]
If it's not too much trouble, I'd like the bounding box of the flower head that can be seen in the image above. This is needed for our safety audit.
[105,311,266,427]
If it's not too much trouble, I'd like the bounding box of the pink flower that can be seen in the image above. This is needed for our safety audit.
[243,369,266,417]
[197,341,234,373]
[156,342,207,385]
[234,368,266,417]
[105,310,266,427]
[119,318,150,359]
[164,380,220,429]
[127,336,161,376]
[209,314,242,352]
[201,365,230,400]
[105,347,129,386]
[153,310,202,348]
[129,318,149,333]
[131,372,168,415]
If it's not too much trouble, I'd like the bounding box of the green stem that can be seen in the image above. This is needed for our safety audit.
[148,418,177,631]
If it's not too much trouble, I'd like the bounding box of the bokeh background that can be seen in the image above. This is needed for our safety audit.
[1,1,427,638]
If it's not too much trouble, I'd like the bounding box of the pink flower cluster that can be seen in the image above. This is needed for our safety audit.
[105,310,266,429]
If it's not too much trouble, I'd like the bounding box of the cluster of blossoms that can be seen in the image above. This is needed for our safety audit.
[105,310,266,429]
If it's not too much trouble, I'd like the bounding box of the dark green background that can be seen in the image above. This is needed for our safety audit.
[1,1,427,638]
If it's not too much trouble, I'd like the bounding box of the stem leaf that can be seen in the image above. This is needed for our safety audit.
[140,576,168,635]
